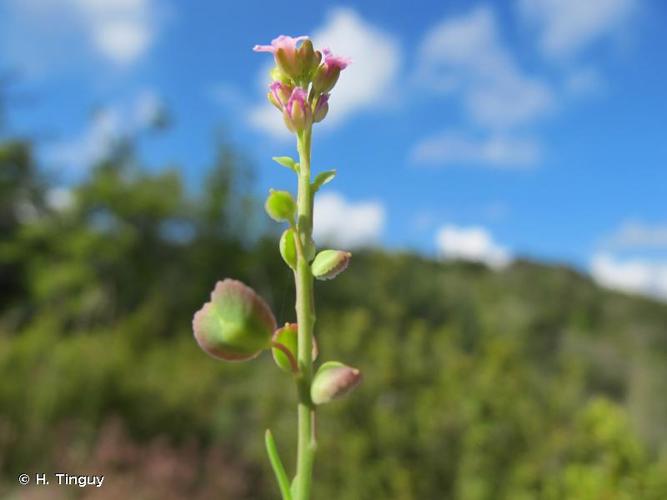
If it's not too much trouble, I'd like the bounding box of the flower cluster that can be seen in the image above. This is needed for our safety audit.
[254,35,350,133]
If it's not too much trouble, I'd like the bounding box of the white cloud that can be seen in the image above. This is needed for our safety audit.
[72,0,159,65]
[411,131,540,168]
[311,8,401,125]
[518,0,637,59]
[436,225,511,269]
[314,192,385,248]
[46,90,165,170]
[248,105,289,140]
[416,6,554,130]
[591,253,667,300]
[604,220,667,250]
[4,0,160,69]
[248,7,401,138]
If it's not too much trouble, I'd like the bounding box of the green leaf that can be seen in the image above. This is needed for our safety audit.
[312,170,336,192]
[272,156,299,173]
[265,430,293,500]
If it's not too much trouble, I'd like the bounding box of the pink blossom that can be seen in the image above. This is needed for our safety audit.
[286,87,308,116]
[322,48,351,70]
[312,49,350,93]
[283,87,311,133]
[254,35,310,79]
[253,35,308,55]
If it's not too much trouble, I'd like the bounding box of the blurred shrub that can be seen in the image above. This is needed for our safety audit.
[1,137,667,498]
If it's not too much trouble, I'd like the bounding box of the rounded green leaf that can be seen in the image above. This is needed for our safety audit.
[193,279,276,361]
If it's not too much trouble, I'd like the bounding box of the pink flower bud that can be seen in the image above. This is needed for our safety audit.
[312,49,351,94]
[253,35,309,81]
[312,93,329,123]
[267,81,293,111]
[283,87,311,133]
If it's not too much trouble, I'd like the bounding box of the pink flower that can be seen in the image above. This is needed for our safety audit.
[253,35,308,55]
[254,35,309,80]
[313,49,350,93]
[283,87,311,133]
[322,48,351,70]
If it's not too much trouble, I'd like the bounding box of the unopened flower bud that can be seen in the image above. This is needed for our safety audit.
[268,81,293,111]
[296,39,322,80]
[283,87,311,133]
[279,228,297,271]
[193,279,276,361]
[271,323,318,373]
[265,189,296,223]
[311,249,351,280]
[312,48,350,94]
[311,361,362,405]
[313,94,329,123]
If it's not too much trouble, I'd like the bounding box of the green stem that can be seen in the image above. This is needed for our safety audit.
[294,127,317,500]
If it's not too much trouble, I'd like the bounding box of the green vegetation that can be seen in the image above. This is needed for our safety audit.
[1,134,667,499]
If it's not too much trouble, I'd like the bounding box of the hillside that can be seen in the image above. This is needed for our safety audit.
[1,139,667,498]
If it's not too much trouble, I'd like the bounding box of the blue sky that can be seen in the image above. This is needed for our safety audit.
[2,0,666,299]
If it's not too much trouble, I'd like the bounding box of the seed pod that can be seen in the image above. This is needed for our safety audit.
[311,250,351,280]
[265,189,296,223]
[271,323,318,373]
[279,228,298,271]
[311,361,362,405]
[193,279,276,361]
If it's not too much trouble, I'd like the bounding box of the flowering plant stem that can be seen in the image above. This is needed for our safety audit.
[294,127,317,500]
[194,35,359,500]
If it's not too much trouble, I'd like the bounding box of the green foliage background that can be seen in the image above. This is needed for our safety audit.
[1,132,667,499]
